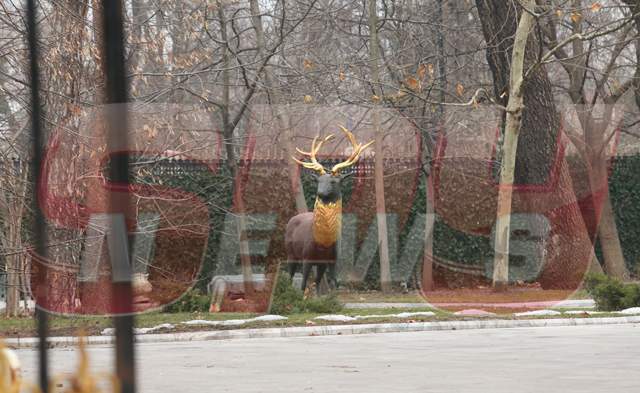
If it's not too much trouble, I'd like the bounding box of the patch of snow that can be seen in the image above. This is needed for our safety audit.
[101,328,115,336]
[618,307,640,315]
[553,299,595,308]
[563,310,610,315]
[354,312,436,319]
[394,312,436,318]
[252,315,288,322]
[554,299,596,308]
[219,319,250,326]
[354,314,389,319]
[182,315,288,328]
[515,309,561,317]
[345,303,431,309]
[314,315,357,322]
[0,300,35,312]
[182,319,246,326]
[102,315,287,335]
[454,309,496,316]
[182,319,223,326]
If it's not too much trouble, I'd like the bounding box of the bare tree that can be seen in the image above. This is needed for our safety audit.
[491,0,537,290]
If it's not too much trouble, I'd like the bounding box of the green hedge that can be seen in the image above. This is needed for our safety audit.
[133,154,640,291]
[135,160,234,291]
[601,156,640,274]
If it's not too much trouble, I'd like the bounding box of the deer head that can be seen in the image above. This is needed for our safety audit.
[293,125,374,203]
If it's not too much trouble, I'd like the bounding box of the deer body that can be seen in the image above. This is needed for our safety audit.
[286,191,342,292]
[285,126,373,293]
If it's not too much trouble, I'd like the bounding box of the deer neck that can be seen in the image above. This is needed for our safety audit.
[312,197,342,247]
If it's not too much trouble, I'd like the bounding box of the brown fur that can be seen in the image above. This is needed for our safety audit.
[285,199,342,291]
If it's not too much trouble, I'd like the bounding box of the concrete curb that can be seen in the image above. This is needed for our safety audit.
[344,299,596,309]
[7,315,640,349]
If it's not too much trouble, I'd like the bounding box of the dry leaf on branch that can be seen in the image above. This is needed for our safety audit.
[405,76,421,91]
[417,64,427,80]
[303,59,314,70]
[571,12,582,23]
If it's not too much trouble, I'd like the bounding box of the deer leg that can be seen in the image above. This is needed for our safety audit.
[288,261,299,279]
[301,263,312,291]
[327,263,337,290]
[315,264,328,295]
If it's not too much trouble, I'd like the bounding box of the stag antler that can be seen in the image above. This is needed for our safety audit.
[330,125,374,175]
[292,134,334,174]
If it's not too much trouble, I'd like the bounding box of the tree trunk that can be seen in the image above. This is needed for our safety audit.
[422,176,435,292]
[6,254,20,316]
[622,0,640,109]
[599,193,627,279]
[558,2,629,280]
[217,2,253,293]
[421,0,445,293]
[475,1,559,186]
[584,146,627,279]
[3,174,28,316]
[367,0,391,293]
[477,0,594,289]
[489,0,535,290]
[129,0,146,96]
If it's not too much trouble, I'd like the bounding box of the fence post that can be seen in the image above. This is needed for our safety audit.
[101,1,136,392]
[26,0,50,391]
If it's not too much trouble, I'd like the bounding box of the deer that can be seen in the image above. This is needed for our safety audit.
[285,126,373,294]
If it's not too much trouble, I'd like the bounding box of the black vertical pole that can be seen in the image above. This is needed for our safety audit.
[100,1,135,393]
[26,1,49,392]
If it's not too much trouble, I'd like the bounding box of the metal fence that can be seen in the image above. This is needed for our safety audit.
[27,1,136,392]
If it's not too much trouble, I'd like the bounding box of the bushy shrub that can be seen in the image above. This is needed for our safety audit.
[304,293,343,314]
[621,283,640,309]
[269,273,306,315]
[584,273,640,311]
[164,288,211,313]
[269,272,343,315]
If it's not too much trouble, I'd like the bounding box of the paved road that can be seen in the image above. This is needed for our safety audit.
[16,324,640,392]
